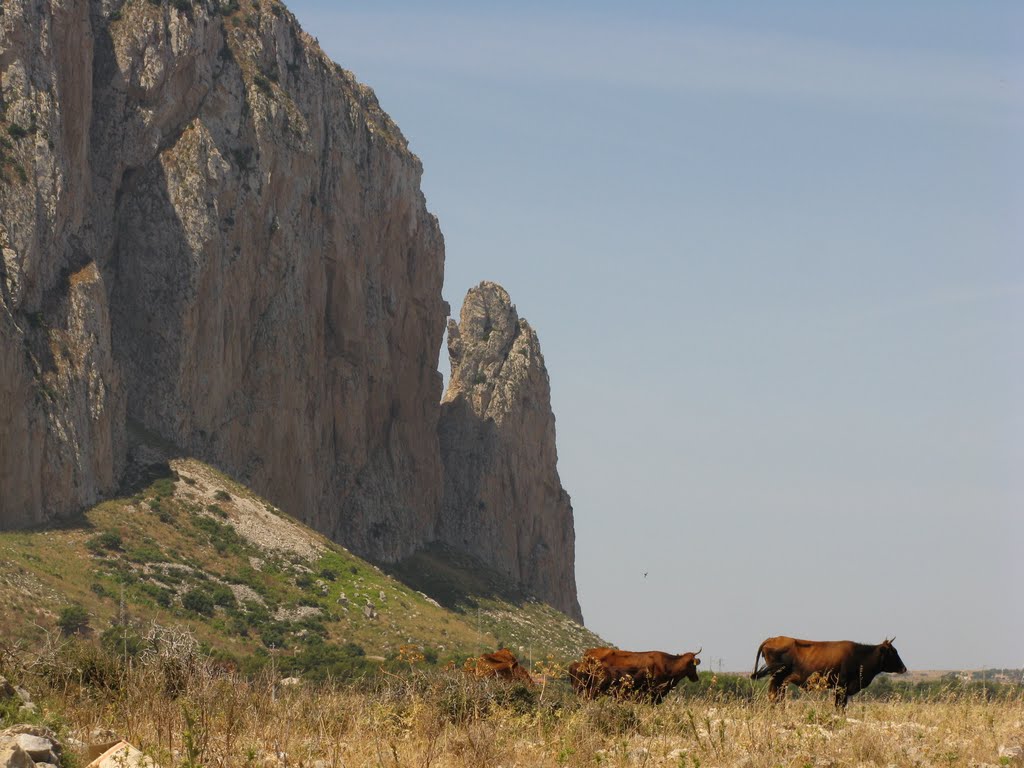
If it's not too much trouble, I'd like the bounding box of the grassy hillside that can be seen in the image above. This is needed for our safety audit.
[0,457,602,674]
[390,544,604,664]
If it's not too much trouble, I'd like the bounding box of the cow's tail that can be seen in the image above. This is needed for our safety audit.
[750,640,768,680]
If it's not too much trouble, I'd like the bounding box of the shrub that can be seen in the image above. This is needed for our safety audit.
[149,476,176,498]
[182,589,214,616]
[100,625,146,657]
[253,74,272,95]
[58,604,90,636]
[127,544,165,564]
[259,623,288,649]
[277,639,372,682]
[208,584,237,608]
[87,531,123,553]
[140,582,174,608]
[214,490,231,501]
[191,516,243,555]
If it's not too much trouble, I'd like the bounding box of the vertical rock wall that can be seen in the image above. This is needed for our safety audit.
[438,282,582,622]
[0,2,582,621]
[0,0,125,526]
[0,0,446,561]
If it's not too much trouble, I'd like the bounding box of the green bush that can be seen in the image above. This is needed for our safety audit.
[259,623,288,649]
[253,74,272,95]
[100,625,146,657]
[208,584,237,608]
[149,476,176,498]
[277,640,372,682]
[58,604,90,636]
[182,589,214,616]
[87,531,123,553]
[214,490,232,501]
[127,544,165,564]
[191,516,243,555]
[90,582,110,598]
[140,582,174,608]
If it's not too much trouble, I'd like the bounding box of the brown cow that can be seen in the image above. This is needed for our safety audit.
[466,648,533,684]
[568,647,701,704]
[751,636,907,706]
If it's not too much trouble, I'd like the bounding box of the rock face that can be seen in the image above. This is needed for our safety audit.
[0,0,445,561]
[438,283,581,622]
[0,725,62,768]
[0,2,582,620]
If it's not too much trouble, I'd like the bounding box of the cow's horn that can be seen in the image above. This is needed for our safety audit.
[695,647,702,656]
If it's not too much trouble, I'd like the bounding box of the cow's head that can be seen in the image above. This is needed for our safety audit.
[685,648,702,682]
[879,637,907,674]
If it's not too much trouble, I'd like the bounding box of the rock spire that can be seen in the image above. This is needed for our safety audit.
[438,282,582,621]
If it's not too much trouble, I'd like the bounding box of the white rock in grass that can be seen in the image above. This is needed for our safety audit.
[14,734,55,761]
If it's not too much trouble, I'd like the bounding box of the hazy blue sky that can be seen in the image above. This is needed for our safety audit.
[286,1,1023,670]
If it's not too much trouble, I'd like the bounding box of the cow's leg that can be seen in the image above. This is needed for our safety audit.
[768,669,789,702]
[834,688,848,708]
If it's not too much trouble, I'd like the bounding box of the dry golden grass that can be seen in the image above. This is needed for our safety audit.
[7,638,1023,768]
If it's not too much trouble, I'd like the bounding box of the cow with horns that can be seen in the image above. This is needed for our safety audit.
[751,635,907,706]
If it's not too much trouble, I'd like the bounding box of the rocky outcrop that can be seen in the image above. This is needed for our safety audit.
[438,283,581,622]
[0,725,62,768]
[0,2,582,620]
[0,0,445,560]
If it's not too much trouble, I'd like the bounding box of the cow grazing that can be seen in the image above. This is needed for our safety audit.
[568,647,701,704]
[751,636,907,706]
[466,649,533,684]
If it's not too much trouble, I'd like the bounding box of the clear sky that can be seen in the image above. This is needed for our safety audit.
[285,1,1023,671]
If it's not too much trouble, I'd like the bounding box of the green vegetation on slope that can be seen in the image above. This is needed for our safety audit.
[0,458,602,679]
[389,543,606,664]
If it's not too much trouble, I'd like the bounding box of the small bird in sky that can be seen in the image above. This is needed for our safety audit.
[643,572,648,578]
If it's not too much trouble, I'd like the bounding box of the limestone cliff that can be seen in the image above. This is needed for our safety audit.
[438,283,582,622]
[0,1,582,621]
[0,0,445,560]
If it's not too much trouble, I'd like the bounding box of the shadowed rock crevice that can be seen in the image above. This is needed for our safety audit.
[437,282,582,622]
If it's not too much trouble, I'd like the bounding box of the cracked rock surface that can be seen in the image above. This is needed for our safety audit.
[439,282,581,621]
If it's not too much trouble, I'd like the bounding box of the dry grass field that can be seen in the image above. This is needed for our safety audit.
[4,637,1022,768]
